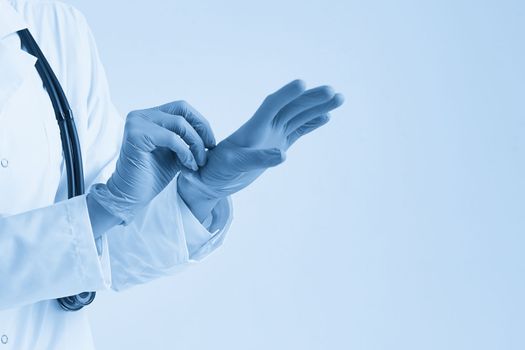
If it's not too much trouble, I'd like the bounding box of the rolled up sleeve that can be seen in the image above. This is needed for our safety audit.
[105,175,233,291]
[179,193,233,262]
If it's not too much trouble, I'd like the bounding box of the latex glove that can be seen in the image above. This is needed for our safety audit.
[89,101,216,224]
[179,80,344,200]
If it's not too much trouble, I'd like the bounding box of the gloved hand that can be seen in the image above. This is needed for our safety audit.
[179,79,344,201]
[89,101,216,224]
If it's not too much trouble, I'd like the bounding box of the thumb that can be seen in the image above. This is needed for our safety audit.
[236,148,286,172]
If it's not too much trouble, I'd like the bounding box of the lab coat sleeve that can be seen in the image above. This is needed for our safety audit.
[0,195,110,310]
[106,178,233,291]
[69,9,233,291]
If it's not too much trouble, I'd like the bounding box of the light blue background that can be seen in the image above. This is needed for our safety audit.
[68,0,524,349]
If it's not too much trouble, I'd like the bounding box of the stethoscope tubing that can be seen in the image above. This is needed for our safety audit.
[17,29,94,311]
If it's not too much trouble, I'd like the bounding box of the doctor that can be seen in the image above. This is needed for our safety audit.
[0,0,344,349]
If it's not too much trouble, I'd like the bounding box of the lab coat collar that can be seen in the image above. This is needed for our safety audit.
[0,0,27,40]
[0,0,37,117]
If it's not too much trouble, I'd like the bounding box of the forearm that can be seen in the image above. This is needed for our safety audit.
[86,193,121,239]
[86,171,221,237]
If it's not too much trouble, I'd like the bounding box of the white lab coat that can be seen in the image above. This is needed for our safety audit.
[0,0,232,348]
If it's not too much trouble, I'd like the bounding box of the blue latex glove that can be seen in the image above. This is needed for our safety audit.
[89,101,216,224]
[179,80,344,203]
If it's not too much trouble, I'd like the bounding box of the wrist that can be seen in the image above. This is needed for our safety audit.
[177,173,222,223]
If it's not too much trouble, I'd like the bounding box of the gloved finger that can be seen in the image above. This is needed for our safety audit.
[287,114,330,147]
[284,93,344,134]
[235,148,286,172]
[273,85,334,127]
[149,111,208,166]
[155,100,216,148]
[147,123,199,171]
[254,79,306,120]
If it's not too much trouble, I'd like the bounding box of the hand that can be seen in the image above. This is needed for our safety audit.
[89,101,215,224]
[178,79,344,218]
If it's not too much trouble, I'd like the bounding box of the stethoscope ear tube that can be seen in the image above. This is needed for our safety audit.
[17,29,95,311]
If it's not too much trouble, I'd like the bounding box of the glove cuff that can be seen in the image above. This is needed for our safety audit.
[178,171,224,200]
[88,183,141,226]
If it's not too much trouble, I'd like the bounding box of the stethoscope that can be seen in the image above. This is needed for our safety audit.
[17,29,96,311]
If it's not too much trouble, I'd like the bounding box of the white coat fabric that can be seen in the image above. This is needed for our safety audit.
[0,0,233,348]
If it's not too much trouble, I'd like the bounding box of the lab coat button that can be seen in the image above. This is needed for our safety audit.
[0,159,8,168]
[0,334,7,344]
